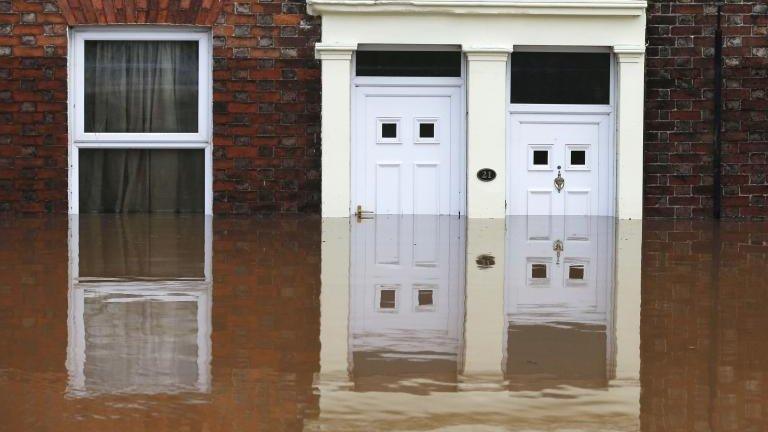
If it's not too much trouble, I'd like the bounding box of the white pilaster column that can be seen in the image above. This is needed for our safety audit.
[319,218,351,376]
[615,219,642,383]
[462,218,505,378]
[316,44,355,217]
[614,46,645,220]
[465,49,510,219]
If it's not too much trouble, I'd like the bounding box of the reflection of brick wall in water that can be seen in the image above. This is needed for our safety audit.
[0,217,69,370]
[641,220,768,432]
[0,216,321,432]
[211,217,322,430]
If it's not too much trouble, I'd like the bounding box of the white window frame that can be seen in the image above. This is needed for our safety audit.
[68,27,213,214]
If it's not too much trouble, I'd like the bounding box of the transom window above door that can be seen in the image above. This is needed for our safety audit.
[510,52,610,105]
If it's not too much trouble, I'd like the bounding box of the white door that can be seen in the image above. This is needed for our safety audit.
[508,112,613,216]
[354,85,463,215]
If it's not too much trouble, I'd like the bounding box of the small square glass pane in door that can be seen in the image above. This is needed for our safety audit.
[419,123,435,139]
[571,150,586,166]
[533,150,549,166]
[381,123,397,139]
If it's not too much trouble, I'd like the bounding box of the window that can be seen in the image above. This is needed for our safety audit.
[70,29,212,214]
[356,51,461,77]
[529,145,552,170]
[571,150,586,166]
[382,123,397,139]
[533,150,549,166]
[510,52,610,105]
[377,118,400,143]
[419,123,435,139]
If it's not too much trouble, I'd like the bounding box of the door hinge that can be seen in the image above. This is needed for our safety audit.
[355,205,374,221]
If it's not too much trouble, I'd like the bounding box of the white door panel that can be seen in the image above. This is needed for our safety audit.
[508,113,613,216]
[354,86,463,215]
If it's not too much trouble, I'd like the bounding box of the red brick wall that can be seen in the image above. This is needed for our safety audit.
[645,1,768,218]
[0,1,69,213]
[0,0,321,214]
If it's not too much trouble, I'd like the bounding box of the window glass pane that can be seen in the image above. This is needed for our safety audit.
[510,52,610,104]
[381,122,397,139]
[571,150,587,166]
[84,40,199,133]
[356,51,461,77]
[79,149,204,213]
[419,122,435,139]
[533,150,549,166]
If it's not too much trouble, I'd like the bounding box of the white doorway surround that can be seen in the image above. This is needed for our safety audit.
[353,81,464,215]
[310,0,647,219]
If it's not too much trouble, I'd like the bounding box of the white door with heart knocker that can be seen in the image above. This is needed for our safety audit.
[508,111,613,216]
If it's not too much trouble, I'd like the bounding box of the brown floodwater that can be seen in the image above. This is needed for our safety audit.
[0,215,766,431]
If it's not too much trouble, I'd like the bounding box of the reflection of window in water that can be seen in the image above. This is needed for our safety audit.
[67,215,212,396]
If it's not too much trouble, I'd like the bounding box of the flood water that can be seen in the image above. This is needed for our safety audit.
[0,215,766,431]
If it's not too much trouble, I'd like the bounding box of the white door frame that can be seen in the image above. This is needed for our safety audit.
[505,49,617,217]
[351,51,467,215]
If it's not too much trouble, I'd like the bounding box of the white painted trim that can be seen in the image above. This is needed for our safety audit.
[68,27,213,215]
[308,0,647,16]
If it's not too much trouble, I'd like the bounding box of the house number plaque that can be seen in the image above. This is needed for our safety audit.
[477,168,497,182]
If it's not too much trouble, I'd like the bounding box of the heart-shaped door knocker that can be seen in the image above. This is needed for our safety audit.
[554,167,565,193]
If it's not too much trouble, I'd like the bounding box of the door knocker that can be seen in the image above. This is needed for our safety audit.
[553,239,564,265]
[554,166,565,193]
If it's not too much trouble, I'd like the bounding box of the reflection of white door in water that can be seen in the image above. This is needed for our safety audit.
[508,112,613,216]
[354,85,463,214]
[505,215,614,323]
[503,215,616,388]
[349,215,466,390]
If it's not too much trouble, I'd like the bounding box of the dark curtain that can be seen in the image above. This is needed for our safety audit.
[84,40,199,133]
[79,149,204,213]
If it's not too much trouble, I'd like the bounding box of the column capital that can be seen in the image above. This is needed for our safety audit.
[613,45,645,63]
[315,43,356,61]
[464,47,511,62]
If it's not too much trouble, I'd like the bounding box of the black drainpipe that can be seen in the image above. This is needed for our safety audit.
[713,3,723,218]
